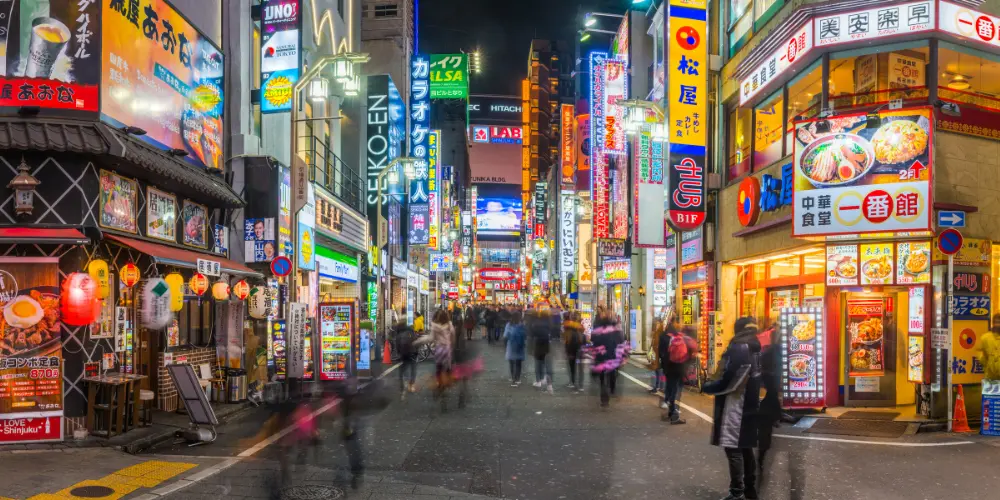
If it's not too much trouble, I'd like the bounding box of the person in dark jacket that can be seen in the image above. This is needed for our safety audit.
[395,321,418,398]
[588,308,629,407]
[757,326,782,480]
[528,308,554,392]
[562,312,585,390]
[703,317,762,500]
[503,310,526,385]
[660,320,698,424]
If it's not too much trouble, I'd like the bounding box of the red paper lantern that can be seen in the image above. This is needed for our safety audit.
[62,272,99,326]
[232,280,250,300]
[189,273,209,296]
[120,262,140,288]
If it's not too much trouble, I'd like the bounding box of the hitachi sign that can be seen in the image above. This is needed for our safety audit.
[491,104,521,113]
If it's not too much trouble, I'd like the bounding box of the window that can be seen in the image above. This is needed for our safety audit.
[785,61,822,154]
[939,43,1000,112]
[754,0,782,23]
[768,255,800,279]
[727,106,751,181]
[753,90,784,168]
[362,4,372,18]
[829,42,929,112]
[729,0,753,55]
[374,3,397,18]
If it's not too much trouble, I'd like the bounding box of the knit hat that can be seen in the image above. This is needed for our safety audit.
[734,316,757,333]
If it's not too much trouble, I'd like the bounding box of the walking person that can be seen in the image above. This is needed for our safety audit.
[431,309,455,407]
[528,307,555,392]
[702,317,762,500]
[649,319,664,395]
[757,326,782,489]
[464,305,476,341]
[503,310,526,386]
[563,311,585,391]
[589,307,629,408]
[395,319,418,399]
[660,322,699,423]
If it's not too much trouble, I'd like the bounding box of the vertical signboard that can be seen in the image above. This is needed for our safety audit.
[560,104,576,185]
[603,57,627,156]
[634,129,666,246]
[409,55,430,244]
[429,53,468,99]
[319,301,354,381]
[780,307,826,409]
[560,191,576,292]
[665,0,707,231]
[102,0,225,171]
[366,74,391,208]
[260,0,300,113]
[287,302,307,379]
[428,130,441,250]
[590,53,610,239]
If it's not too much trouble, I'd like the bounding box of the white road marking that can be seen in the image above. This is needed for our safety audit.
[618,367,974,448]
[144,363,402,497]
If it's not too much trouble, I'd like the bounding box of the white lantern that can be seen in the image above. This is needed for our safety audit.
[141,278,172,329]
[308,78,328,103]
[333,56,353,83]
[343,74,360,96]
[248,285,268,319]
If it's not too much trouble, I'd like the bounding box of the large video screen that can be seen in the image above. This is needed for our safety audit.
[475,183,522,238]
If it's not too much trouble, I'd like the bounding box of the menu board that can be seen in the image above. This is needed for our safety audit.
[896,241,930,284]
[0,259,63,444]
[983,390,1000,437]
[847,298,885,377]
[271,320,287,379]
[907,335,924,383]
[780,308,825,409]
[908,287,925,334]
[320,303,354,381]
[859,243,893,285]
[826,244,859,286]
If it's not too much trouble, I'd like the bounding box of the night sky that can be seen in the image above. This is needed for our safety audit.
[418,0,633,96]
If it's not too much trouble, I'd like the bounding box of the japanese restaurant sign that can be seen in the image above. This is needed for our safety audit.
[814,1,934,48]
[0,258,63,444]
[602,57,627,156]
[559,191,576,289]
[428,129,440,250]
[590,53,610,239]
[560,104,576,185]
[939,1,1000,50]
[740,22,812,105]
[99,170,138,233]
[780,307,825,409]
[666,0,707,232]
[102,0,225,171]
[634,128,665,246]
[146,187,177,242]
[895,241,931,284]
[792,108,933,237]
[319,302,354,381]
[0,0,101,112]
[932,237,991,267]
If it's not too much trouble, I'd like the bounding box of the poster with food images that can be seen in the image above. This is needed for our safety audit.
[907,335,924,383]
[793,108,933,237]
[847,298,885,377]
[859,243,894,285]
[826,244,859,286]
[896,241,930,284]
[319,302,353,381]
[0,258,63,436]
[99,170,138,233]
[181,200,208,249]
[780,308,825,409]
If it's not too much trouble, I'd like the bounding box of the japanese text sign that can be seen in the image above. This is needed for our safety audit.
[896,241,931,284]
[590,53,611,238]
[792,108,933,237]
[428,129,440,250]
[859,243,894,285]
[603,57,627,155]
[0,0,101,112]
[634,129,666,246]
[602,258,631,284]
[780,308,826,409]
[940,1,1000,50]
[560,191,576,290]
[102,0,225,170]
[814,2,934,48]
[826,244,859,286]
[260,0,301,113]
[666,0,707,231]
[560,104,576,185]
[740,22,813,105]
[429,53,468,99]
[410,54,430,233]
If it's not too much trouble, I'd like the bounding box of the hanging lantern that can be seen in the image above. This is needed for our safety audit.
[87,260,110,299]
[232,279,250,300]
[248,286,268,319]
[211,281,230,301]
[141,278,172,329]
[120,262,140,288]
[163,273,185,312]
[189,273,209,296]
[61,272,99,326]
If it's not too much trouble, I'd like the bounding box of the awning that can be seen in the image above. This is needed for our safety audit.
[106,234,262,278]
[0,227,90,244]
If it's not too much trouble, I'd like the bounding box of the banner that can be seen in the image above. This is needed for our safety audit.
[409,55,430,239]
[634,129,665,246]
[102,0,225,170]
[260,0,300,113]
[603,57,627,156]
[429,53,467,99]
[559,191,575,291]
[428,129,440,249]
[560,104,575,185]
[0,0,101,112]
[590,53,610,238]
[287,302,307,379]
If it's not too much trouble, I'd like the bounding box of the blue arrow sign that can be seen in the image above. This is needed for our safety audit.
[937,211,966,228]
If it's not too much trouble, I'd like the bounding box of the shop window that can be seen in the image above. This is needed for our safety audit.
[829,43,930,112]
[939,43,1000,112]
[785,61,822,154]
[177,299,213,346]
[802,251,825,275]
[754,90,784,168]
[752,263,766,283]
[768,255,800,279]
[727,106,751,181]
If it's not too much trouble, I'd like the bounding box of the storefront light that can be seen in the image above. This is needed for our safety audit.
[344,75,361,96]
[308,78,329,103]
[7,158,40,216]
[333,56,354,84]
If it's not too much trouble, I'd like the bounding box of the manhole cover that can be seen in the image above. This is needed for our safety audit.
[281,485,346,500]
[69,485,116,498]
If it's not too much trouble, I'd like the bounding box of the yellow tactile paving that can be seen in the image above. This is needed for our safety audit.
[23,460,197,500]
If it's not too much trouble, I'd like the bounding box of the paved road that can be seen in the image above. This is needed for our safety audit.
[6,336,999,500]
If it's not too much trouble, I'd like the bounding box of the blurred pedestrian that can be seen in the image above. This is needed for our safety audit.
[528,308,555,393]
[757,326,782,483]
[464,305,476,340]
[413,311,425,334]
[703,317,762,500]
[395,319,418,398]
[563,311,585,391]
[660,320,699,423]
[431,309,455,404]
[504,310,526,386]
[649,319,664,394]
[588,307,629,408]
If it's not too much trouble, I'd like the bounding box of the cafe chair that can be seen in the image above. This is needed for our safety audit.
[139,389,155,426]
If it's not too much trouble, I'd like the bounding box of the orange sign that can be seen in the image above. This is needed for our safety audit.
[189,273,209,296]
[232,280,250,300]
[120,263,141,288]
[560,104,575,185]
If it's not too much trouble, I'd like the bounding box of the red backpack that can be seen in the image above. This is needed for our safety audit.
[668,333,692,364]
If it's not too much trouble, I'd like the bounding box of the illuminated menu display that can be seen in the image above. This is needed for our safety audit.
[320,303,354,381]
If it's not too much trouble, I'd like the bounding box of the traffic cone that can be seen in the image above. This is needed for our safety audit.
[953,384,973,433]
[383,338,392,364]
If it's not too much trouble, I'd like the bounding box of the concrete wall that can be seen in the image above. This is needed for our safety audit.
[171,0,223,47]
[934,131,1000,241]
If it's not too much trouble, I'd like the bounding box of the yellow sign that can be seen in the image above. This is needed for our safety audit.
[667,0,707,148]
[953,319,988,385]
[932,237,991,267]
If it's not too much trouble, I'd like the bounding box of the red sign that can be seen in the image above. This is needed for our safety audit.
[0,78,98,111]
[667,153,706,231]
[479,268,516,281]
[271,256,293,277]
[736,177,761,227]
[0,416,62,444]
[847,299,883,316]
[494,281,519,291]
[954,273,991,294]
[490,126,522,141]
[938,228,964,256]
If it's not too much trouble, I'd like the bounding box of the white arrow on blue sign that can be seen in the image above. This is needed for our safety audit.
[937,211,966,228]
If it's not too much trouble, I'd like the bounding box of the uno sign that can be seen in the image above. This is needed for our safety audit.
[480,268,516,281]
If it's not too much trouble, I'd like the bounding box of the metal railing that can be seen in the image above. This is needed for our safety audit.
[301,135,365,213]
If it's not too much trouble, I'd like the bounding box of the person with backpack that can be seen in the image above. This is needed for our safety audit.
[395,320,419,398]
[503,310,526,385]
[659,319,699,423]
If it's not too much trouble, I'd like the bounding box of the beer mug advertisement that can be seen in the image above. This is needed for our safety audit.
[0,259,63,439]
[102,0,225,171]
[792,108,932,236]
[0,0,102,112]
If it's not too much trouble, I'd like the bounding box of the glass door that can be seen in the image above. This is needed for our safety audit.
[844,293,898,406]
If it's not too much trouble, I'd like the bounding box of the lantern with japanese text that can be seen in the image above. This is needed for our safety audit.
[248,285,268,319]
[61,272,99,326]
[141,278,172,329]
[232,280,250,300]
[120,262,140,288]
[163,273,185,312]
[87,260,111,299]
[211,281,230,301]
[189,273,209,297]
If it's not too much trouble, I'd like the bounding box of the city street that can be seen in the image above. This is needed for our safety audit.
[5,337,996,500]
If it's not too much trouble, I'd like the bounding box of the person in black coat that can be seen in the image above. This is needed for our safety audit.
[757,326,782,477]
[703,317,762,500]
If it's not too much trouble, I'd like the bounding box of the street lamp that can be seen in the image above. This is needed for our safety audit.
[579,28,616,42]
[583,12,625,28]
[620,99,665,136]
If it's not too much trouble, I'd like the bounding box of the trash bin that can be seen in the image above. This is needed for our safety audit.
[228,369,247,402]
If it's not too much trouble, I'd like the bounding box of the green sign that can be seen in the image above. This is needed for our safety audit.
[429,54,469,99]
